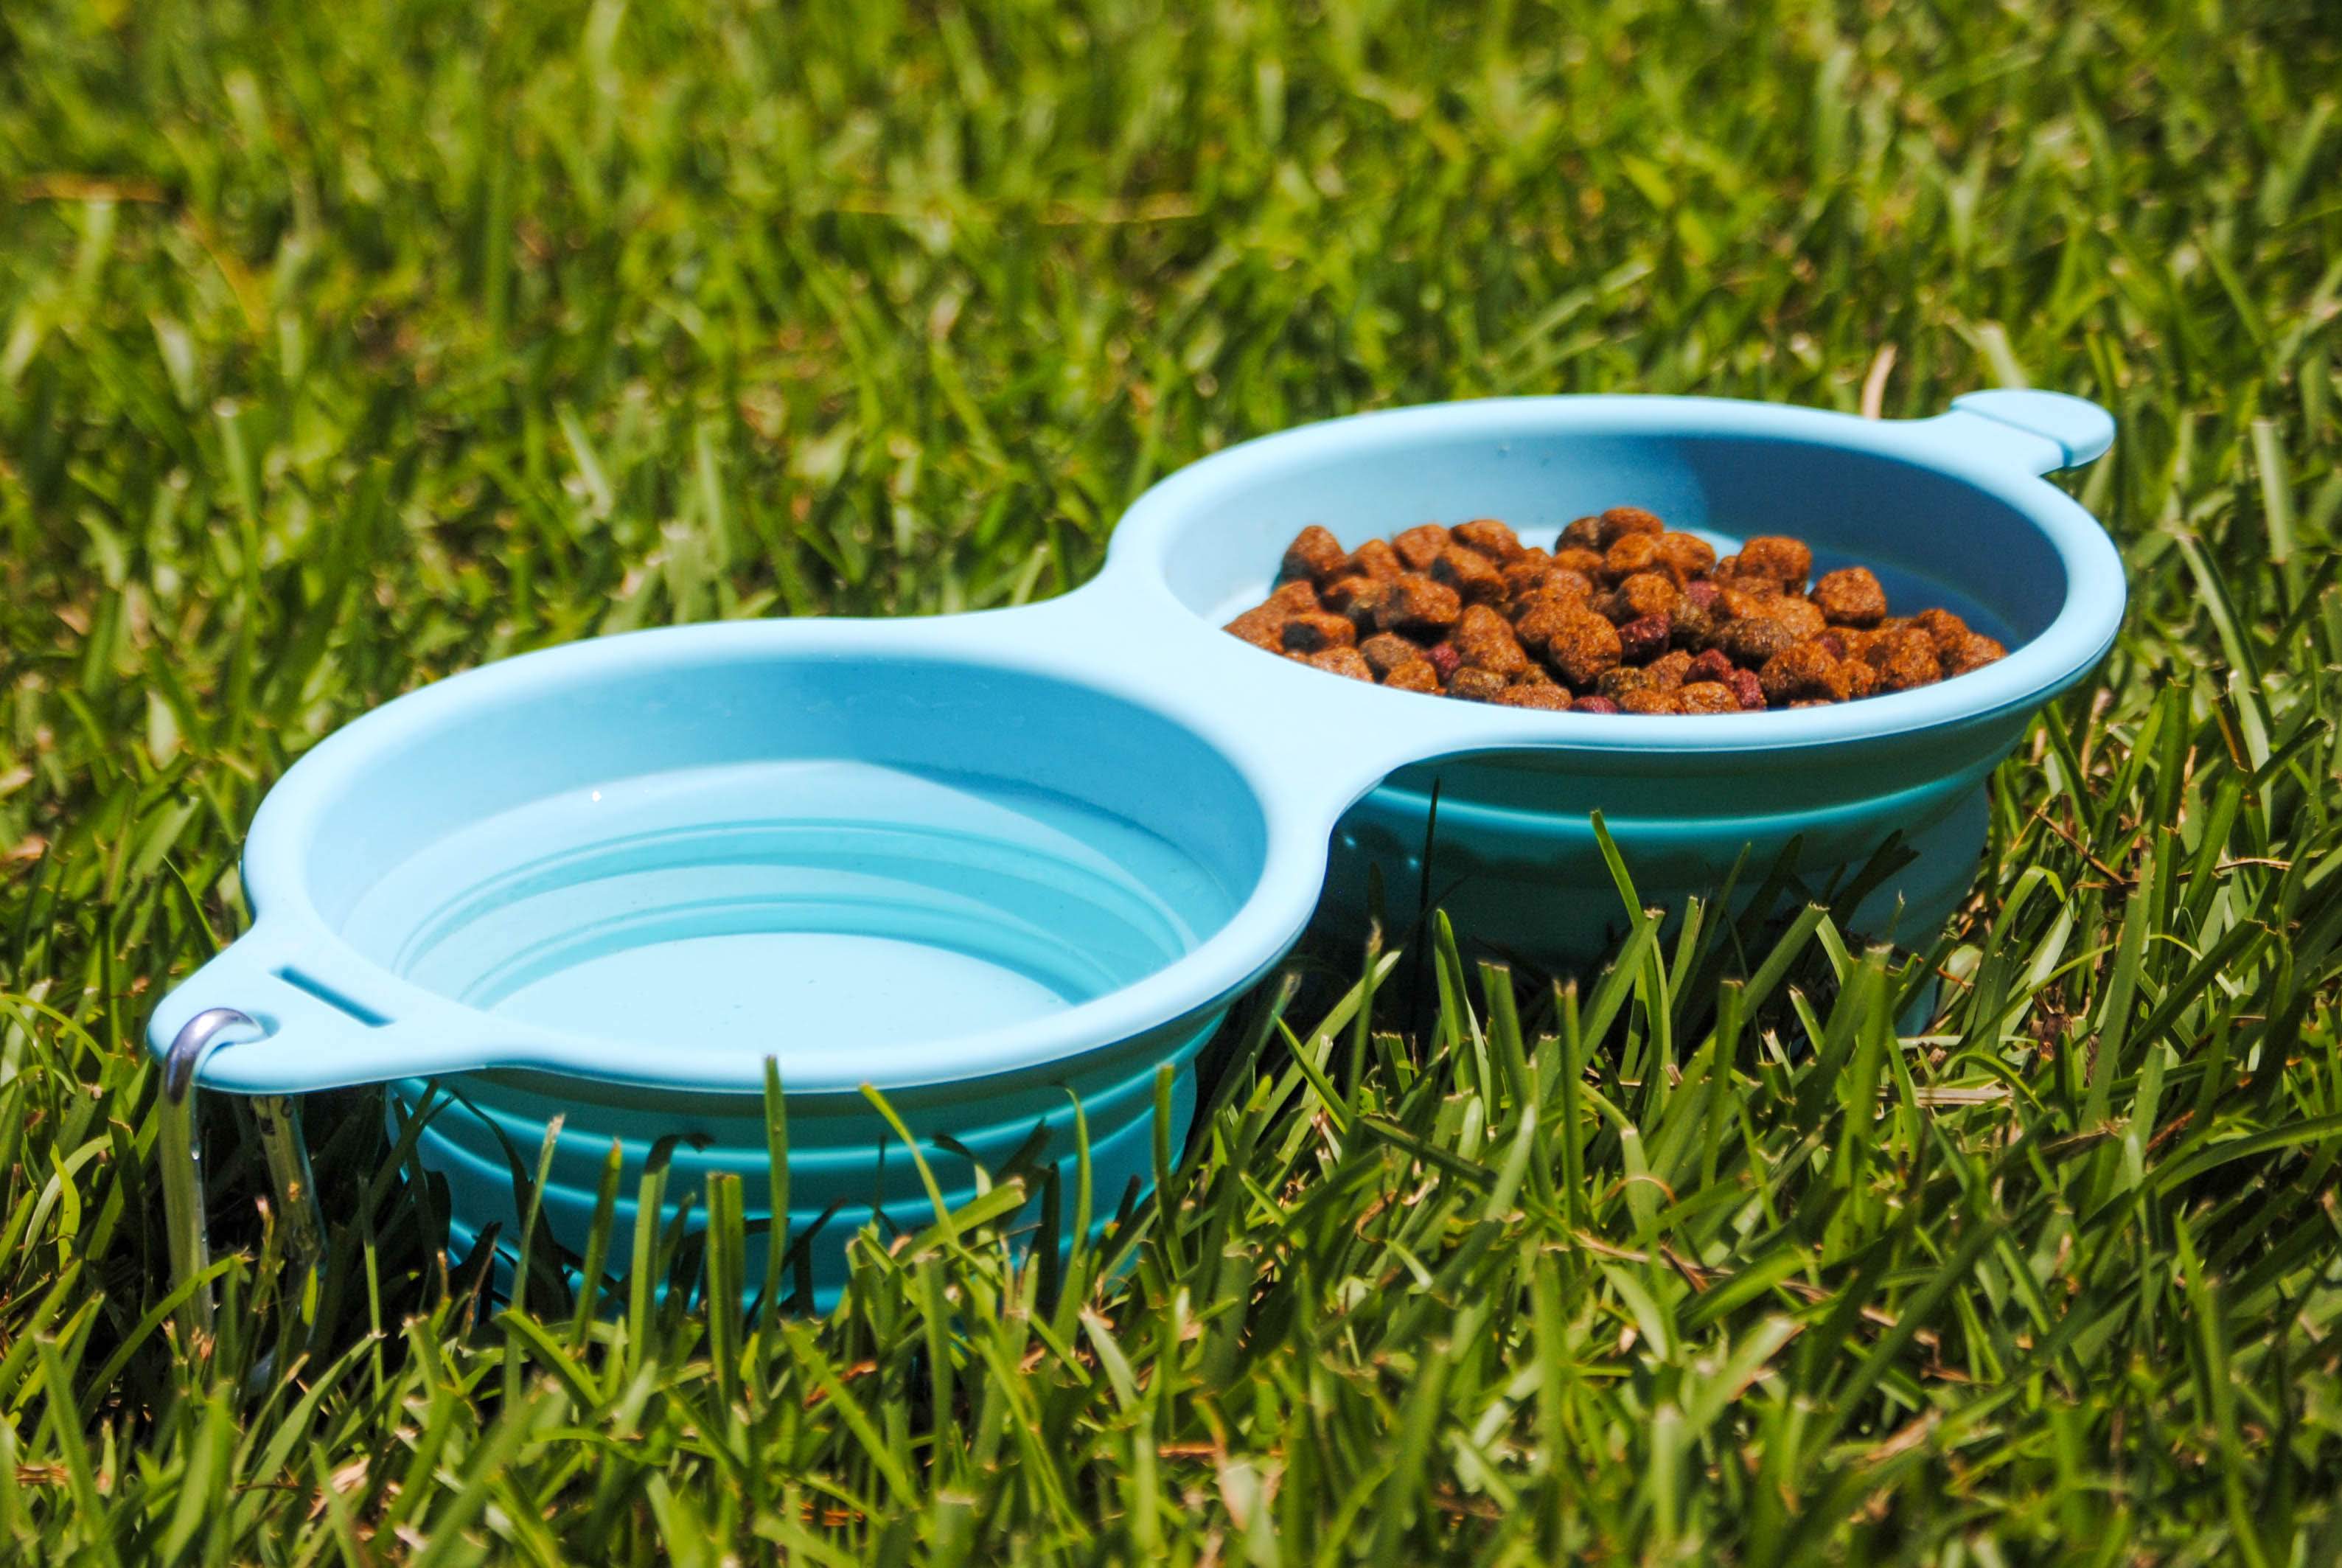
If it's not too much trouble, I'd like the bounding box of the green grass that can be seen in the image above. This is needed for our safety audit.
[4,0,2341,1559]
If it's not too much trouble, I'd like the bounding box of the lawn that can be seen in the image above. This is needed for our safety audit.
[4,0,2341,1561]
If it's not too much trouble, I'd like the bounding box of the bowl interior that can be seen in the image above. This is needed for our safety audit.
[1160,425,2069,649]
[287,651,1267,1070]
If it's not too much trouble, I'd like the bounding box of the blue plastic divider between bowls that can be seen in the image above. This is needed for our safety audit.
[147,390,2123,1306]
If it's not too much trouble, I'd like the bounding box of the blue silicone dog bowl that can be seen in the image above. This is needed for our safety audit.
[147,389,2122,1306]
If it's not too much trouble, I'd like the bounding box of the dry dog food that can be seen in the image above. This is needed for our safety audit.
[1224,510,2005,714]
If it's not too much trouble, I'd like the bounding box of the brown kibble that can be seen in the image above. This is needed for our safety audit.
[1281,526,1348,583]
[1811,566,1888,628]
[1603,532,1663,582]
[1645,649,1695,690]
[1224,604,1287,651]
[1607,571,1682,625]
[1454,518,1525,561]
[1596,666,1652,701]
[1381,658,1440,693]
[1501,549,1557,599]
[1375,574,1463,634]
[1282,611,1358,653]
[1655,532,1718,582]
[1347,537,1404,581]
[1597,506,1667,546]
[1758,640,1844,705]
[1558,515,1606,551]
[1308,646,1375,682]
[1449,666,1511,702]
[1453,603,1529,676]
[1359,632,1426,677]
[1394,523,1452,571]
[1619,686,1687,715]
[1945,631,2007,677]
[1269,579,1322,616]
[1553,545,1609,580]
[1431,545,1508,605]
[1862,627,1942,692]
[1617,613,1672,663]
[1679,681,1740,714]
[1718,535,1813,593]
[1320,575,1387,626]
[1233,509,1996,716]
[1722,614,1801,669]
[1541,606,1623,687]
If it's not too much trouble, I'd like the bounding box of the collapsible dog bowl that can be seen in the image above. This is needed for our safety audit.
[148,389,2120,1306]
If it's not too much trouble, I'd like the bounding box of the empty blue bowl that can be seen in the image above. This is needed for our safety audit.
[146,389,2122,1304]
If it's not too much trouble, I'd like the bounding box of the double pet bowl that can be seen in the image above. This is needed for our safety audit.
[148,390,2122,1306]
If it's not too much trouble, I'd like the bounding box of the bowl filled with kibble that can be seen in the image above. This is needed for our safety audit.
[1102,388,2123,969]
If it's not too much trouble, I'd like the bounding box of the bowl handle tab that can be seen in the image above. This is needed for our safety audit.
[146,933,503,1094]
[1930,389,2114,475]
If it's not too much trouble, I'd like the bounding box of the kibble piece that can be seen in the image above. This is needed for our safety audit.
[1359,632,1426,678]
[1758,641,1844,705]
[1394,523,1453,571]
[1348,537,1405,581]
[1453,603,1529,676]
[1945,631,2007,677]
[1839,658,1881,700]
[1425,641,1463,682]
[1282,611,1358,653]
[1607,571,1682,625]
[1448,666,1512,703]
[1320,575,1387,627]
[1281,526,1348,583]
[1670,597,1719,651]
[1773,596,1826,641]
[1682,578,1721,611]
[1687,648,1735,686]
[1500,549,1557,599]
[1374,574,1463,634]
[1862,627,1942,692]
[1595,666,1653,701]
[1513,597,1575,653]
[1721,613,1800,669]
[1620,686,1688,715]
[1718,535,1813,593]
[1308,646,1375,682]
[1811,566,1888,628]
[1269,579,1322,615]
[1543,607,1624,687]
[1573,694,1623,715]
[1655,532,1718,582]
[1381,658,1440,693]
[1513,663,1558,686]
[1558,515,1606,551]
[1726,668,1766,711]
[1679,681,1740,714]
[1494,683,1573,711]
[1454,518,1526,561]
[1645,649,1695,690]
[1617,612,1672,663]
[1431,545,1508,605]
[1224,604,1287,651]
[1552,546,1610,582]
[1603,532,1663,582]
[1597,506,1666,546]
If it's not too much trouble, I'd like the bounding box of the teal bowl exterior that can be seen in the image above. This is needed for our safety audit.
[145,390,2123,1307]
